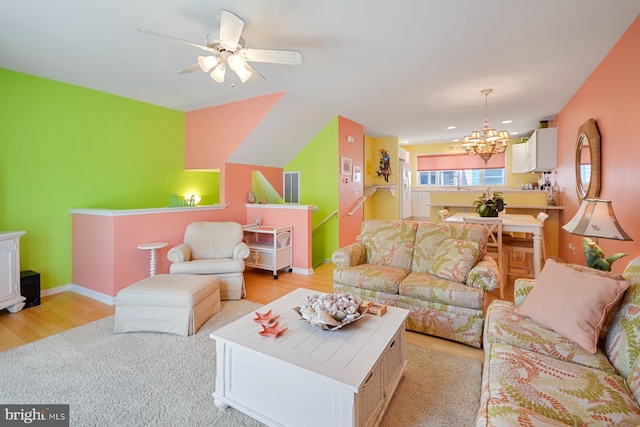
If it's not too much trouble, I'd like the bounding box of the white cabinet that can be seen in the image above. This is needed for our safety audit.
[511,128,558,173]
[243,225,292,279]
[528,128,558,172]
[0,231,26,313]
[411,191,430,219]
[511,143,529,174]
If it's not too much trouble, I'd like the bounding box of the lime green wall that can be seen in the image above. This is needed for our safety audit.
[0,69,218,290]
[252,171,283,204]
[285,117,338,267]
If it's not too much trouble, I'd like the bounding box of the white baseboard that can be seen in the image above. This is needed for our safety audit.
[291,267,313,275]
[312,259,333,269]
[69,284,116,306]
[40,283,115,305]
[38,265,329,304]
[41,285,71,297]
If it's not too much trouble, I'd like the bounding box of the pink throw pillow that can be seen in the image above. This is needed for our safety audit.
[515,258,629,354]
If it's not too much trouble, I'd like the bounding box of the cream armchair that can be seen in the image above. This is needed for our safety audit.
[167,221,250,300]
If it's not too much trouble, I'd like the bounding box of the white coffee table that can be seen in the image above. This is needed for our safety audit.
[210,288,409,427]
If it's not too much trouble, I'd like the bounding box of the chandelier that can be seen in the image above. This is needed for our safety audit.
[462,88,511,164]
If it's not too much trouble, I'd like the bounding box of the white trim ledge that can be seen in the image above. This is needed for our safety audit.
[70,205,228,216]
[245,204,315,211]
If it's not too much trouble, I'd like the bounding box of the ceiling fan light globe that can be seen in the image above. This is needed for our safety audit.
[235,67,252,83]
[227,54,246,72]
[197,55,219,73]
[210,72,225,83]
[210,63,226,83]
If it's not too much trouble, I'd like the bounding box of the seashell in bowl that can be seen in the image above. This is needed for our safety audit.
[300,306,315,321]
[311,310,340,327]
[293,292,368,330]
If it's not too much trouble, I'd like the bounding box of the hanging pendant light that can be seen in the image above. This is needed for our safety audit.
[461,89,511,164]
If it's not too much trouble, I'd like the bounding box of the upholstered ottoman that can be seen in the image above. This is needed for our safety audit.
[114,274,220,336]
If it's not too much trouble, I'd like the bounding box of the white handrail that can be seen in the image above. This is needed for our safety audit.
[348,197,367,216]
[313,210,338,232]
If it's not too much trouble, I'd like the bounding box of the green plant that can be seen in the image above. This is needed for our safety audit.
[582,237,626,271]
[473,188,505,216]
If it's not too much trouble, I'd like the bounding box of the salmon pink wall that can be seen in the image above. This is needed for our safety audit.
[338,116,364,246]
[224,163,283,220]
[555,16,640,272]
[72,207,236,300]
[72,214,115,296]
[246,204,314,273]
[185,93,285,214]
[184,92,284,172]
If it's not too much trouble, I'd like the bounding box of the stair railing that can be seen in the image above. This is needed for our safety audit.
[312,210,338,232]
[348,196,367,216]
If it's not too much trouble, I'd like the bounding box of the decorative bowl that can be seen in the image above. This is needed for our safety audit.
[293,293,368,331]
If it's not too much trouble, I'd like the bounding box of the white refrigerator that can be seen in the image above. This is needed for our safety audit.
[399,149,412,220]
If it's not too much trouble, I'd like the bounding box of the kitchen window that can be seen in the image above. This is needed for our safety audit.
[416,152,506,187]
[417,169,505,187]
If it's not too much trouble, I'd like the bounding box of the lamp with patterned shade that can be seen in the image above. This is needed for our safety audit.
[562,199,633,270]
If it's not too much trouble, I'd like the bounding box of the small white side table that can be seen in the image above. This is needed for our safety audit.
[137,242,168,276]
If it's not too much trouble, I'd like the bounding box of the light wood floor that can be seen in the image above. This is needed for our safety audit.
[0,262,515,362]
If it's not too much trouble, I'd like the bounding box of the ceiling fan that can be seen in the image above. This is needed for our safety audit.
[138,10,302,84]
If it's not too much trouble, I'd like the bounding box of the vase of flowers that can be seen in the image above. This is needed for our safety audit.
[473,188,505,217]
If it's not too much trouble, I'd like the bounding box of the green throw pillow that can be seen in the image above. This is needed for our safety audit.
[427,238,481,283]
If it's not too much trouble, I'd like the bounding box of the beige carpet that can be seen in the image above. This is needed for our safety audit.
[0,300,481,426]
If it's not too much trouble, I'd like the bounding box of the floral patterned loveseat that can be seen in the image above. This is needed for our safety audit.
[332,219,499,348]
[478,257,640,426]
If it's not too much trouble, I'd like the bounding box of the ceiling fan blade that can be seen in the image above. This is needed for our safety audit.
[219,10,244,51]
[177,64,200,74]
[239,48,302,65]
[137,28,214,53]
[243,62,265,83]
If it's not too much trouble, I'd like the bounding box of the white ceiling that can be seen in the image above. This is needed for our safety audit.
[2,0,639,148]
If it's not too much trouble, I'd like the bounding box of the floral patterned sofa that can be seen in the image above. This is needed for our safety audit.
[332,219,499,348]
[478,257,640,426]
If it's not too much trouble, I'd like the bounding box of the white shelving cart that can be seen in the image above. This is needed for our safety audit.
[243,225,292,279]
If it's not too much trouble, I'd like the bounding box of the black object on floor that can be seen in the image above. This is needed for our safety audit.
[20,270,40,308]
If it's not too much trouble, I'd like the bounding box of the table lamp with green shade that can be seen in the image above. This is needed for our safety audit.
[562,199,633,271]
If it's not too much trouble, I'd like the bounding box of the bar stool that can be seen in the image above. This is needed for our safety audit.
[438,209,450,220]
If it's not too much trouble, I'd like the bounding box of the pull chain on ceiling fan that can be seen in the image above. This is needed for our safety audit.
[138,10,302,84]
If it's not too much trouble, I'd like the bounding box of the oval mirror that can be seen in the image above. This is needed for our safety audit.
[575,119,601,200]
[577,134,591,195]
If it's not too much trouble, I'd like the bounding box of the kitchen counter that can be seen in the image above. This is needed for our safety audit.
[429,203,562,210]
[413,187,555,193]
[424,189,563,258]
